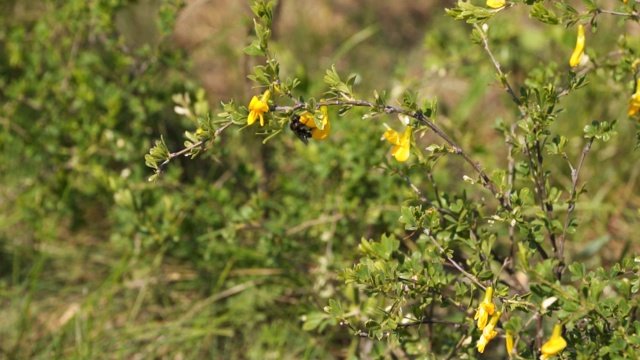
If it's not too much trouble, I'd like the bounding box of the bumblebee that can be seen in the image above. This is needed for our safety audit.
[289,114,313,145]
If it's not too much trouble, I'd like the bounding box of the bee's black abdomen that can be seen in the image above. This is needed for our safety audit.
[290,115,312,145]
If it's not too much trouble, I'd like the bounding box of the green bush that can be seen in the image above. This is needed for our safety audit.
[2,0,640,359]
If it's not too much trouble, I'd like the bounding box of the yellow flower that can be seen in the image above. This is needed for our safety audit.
[486,0,505,9]
[299,105,331,140]
[506,330,514,357]
[474,286,496,330]
[247,90,271,126]
[384,126,411,162]
[540,324,567,360]
[569,25,585,67]
[628,79,640,116]
[477,311,501,353]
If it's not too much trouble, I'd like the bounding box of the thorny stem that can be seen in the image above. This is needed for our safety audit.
[522,144,551,260]
[447,330,471,360]
[534,138,558,258]
[477,25,556,262]
[397,170,429,204]
[597,8,640,20]
[397,171,456,218]
[396,319,467,328]
[158,122,233,171]
[559,137,594,262]
[427,172,445,209]
[506,123,517,268]
[475,24,525,117]
[157,97,505,210]
[274,100,509,210]
[426,229,486,289]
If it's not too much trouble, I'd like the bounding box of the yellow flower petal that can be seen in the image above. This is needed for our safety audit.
[299,113,316,128]
[384,128,402,145]
[384,126,412,162]
[247,90,271,126]
[476,311,501,353]
[569,25,585,67]
[629,80,640,116]
[540,324,567,360]
[486,0,505,9]
[392,144,410,162]
[506,330,514,357]
[299,106,331,140]
[475,302,496,330]
[474,287,496,330]
[477,334,490,353]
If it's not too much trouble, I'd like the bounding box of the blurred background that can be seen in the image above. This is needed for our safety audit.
[1,0,638,358]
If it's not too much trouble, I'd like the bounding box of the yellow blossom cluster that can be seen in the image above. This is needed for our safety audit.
[475,287,498,353]
[246,91,414,162]
[473,287,567,358]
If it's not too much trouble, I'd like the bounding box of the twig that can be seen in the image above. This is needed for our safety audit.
[597,8,640,20]
[534,138,558,257]
[506,123,517,267]
[475,24,525,116]
[558,137,594,262]
[273,100,509,210]
[158,122,233,171]
[396,318,467,328]
[446,330,471,360]
[522,144,551,260]
[396,170,456,218]
[427,172,444,209]
[426,229,486,289]
[285,213,344,236]
[397,171,429,204]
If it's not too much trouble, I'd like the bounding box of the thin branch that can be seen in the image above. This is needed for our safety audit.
[274,100,509,209]
[396,318,467,329]
[426,229,486,289]
[396,170,456,218]
[158,122,233,171]
[597,8,640,20]
[427,172,445,209]
[522,144,551,260]
[506,123,517,268]
[475,24,525,116]
[397,171,429,204]
[534,139,558,257]
[446,330,471,360]
[558,137,594,262]
[285,213,344,236]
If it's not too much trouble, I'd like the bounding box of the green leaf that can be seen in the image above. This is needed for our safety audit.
[529,3,559,25]
[324,299,344,318]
